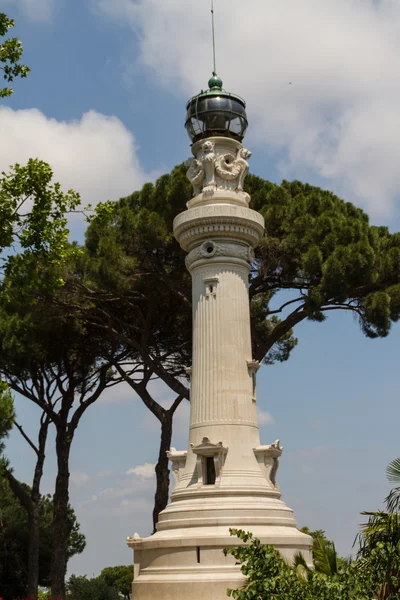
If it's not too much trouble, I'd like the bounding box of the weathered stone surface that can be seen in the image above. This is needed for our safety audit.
[127,136,312,599]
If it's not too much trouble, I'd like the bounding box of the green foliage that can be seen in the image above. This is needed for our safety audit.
[99,565,132,599]
[66,574,120,600]
[0,13,30,97]
[83,164,193,379]
[0,159,81,300]
[245,176,400,358]
[84,167,400,379]
[227,460,400,600]
[225,529,377,600]
[0,381,13,443]
[297,527,349,577]
[356,458,400,599]
[385,457,400,514]
[0,475,85,599]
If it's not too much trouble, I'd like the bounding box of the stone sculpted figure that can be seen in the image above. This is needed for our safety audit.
[185,157,204,196]
[236,148,252,192]
[201,141,216,193]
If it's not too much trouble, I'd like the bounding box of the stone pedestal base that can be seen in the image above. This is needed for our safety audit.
[130,525,312,600]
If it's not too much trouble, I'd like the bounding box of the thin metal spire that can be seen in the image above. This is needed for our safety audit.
[211,0,217,76]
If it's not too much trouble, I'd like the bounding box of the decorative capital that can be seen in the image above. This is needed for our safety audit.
[186,137,251,199]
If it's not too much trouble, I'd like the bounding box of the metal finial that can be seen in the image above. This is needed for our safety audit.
[211,0,217,77]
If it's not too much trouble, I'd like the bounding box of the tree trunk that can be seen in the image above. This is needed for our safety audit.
[153,411,173,531]
[51,429,71,600]
[26,501,40,598]
[5,416,49,600]
[27,416,49,599]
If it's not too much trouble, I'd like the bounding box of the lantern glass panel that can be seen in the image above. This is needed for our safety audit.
[185,92,248,142]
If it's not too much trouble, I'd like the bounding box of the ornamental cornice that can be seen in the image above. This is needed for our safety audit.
[185,240,255,269]
[173,204,264,251]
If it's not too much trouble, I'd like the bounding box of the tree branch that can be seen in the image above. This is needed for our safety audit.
[13,420,39,456]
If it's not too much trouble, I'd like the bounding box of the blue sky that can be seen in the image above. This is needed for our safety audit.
[2,0,400,579]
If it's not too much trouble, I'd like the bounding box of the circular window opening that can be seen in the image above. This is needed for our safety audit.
[201,241,216,258]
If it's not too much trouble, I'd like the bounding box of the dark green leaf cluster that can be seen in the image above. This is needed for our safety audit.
[0,13,30,97]
[0,381,13,446]
[245,176,400,360]
[0,475,85,600]
[81,167,400,377]
[66,574,120,600]
[356,458,400,599]
[99,565,133,599]
[83,164,193,377]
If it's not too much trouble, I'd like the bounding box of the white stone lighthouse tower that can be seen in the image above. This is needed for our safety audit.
[127,74,312,600]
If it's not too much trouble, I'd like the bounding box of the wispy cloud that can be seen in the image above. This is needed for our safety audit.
[70,471,90,487]
[3,0,54,22]
[92,0,400,220]
[96,469,113,478]
[126,463,155,479]
[257,409,276,426]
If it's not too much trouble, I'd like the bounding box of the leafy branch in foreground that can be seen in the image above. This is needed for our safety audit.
[0,159,81,300]
[0,13,30,97]
[225,528,378,600]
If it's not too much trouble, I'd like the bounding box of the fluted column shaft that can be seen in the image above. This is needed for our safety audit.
[190,260,257,432]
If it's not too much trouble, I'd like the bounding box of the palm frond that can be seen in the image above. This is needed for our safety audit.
[359,510,400,552]
[385,487,400,514]
[313,537,339,576]
[386,457,400,483]
[293,551,308,569]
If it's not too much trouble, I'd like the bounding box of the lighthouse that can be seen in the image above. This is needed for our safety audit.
[127,73,312,599]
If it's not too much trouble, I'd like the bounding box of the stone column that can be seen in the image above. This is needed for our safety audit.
[127,136,312,600]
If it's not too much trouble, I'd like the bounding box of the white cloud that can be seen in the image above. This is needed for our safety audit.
[70,471,90,487]
[93,0,400,219]
[126,462,155,479]
[2,0,53,22]
[0,108,148,235]
[96,469,113,477]
[257,408,275,426]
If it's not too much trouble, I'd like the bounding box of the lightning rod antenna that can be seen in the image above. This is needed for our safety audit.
[211,0,217,76]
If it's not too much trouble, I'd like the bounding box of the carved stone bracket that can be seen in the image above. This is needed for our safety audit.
[253,440,283,488]
[186,240,255,269]
[247,359,260,402]
[126,532,142,547]
[166,448,188,483]
[247,359,260,373]
[191,437,228,486]
[186,138,252,198]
